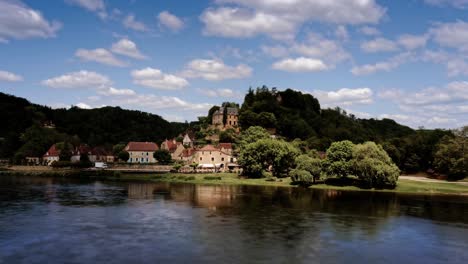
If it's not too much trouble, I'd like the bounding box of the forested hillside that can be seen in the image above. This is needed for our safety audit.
[0,92,189,159]
[239,87,454,173]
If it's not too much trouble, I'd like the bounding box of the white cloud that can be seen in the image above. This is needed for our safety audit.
[311,88,373,106]
[201,7,297,40]
[361,37,398,53]
[0,0,61,41]
[111,38,147,60]
[201,0,385,40]
[123,14,148,32]
[335,25,349,41]
[291,33,350,65]
[182,59,252,81]
[0,70,23,82]
[272,57,328,72]
[131,67,189,90]
[75,48,127,67]
[76,102,92,109]
[261,45,289,58]
[158,11,184,32]
[430,21,468,51]
[98,87,136,96]
[111,93,212,112]
[359,26,380,36]
[66,0,107,19]
[397,34,428,50]
[196,88,240,98]
[377,89,403,100]
[422,49,468,76]
[351,52,414,75]
[42,70,112,89]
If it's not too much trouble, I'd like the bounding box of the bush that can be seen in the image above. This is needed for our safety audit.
[203,176,221,180]
[51,160,72,168]
[289,169,313,187]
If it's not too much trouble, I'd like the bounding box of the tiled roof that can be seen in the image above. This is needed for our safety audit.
[218,143,232,150]
[180,148,196,158]
[199,145,219,152]
[125,142,159,152]
[163,139,179,152]
[91,147,113,156]
[43,144,60,157]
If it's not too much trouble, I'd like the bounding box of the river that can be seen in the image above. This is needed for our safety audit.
[0,175,467,263]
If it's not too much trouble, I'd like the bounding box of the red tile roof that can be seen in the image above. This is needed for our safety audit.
[199,145,219,152]
[218,143,232,150]
[180,148,196,158]
[43,144,60,157]
[163,139,180,152]
[125,142,159,152]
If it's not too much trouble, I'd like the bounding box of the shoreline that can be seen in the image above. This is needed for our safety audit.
[1,169,467,196]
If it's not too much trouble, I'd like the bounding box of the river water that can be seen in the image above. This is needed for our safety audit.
[0,175,467,263]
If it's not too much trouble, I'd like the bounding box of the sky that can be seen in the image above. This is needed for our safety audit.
[0,0,467,129]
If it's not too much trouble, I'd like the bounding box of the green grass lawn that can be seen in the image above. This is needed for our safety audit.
[116,173,468,195]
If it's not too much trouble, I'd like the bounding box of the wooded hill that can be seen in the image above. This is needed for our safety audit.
[0,92,189,159]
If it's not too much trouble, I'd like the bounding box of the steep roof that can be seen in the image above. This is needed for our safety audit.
[125,142,159,152]
[43,144,60,157]
[180,148,196,158]
[218,143,232,150]
[162,139,179,152]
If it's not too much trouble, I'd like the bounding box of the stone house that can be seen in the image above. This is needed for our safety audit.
[161,139,185,160]
[191,145,236,172]
[212,107,239,129]
[124,142,159,163]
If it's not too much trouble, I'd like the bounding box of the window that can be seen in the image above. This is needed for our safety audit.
[221,157,224,161]
[146,152,148,156]
[136,158,139,162]
[230,158,234,162]
[211,157,214,161]
[146,158,148,162]
[200,157,202,161]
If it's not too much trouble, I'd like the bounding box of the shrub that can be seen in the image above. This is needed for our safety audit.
[289,169,313,187]
[203,176,221,180]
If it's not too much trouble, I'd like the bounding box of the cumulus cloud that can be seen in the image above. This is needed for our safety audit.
[0,0,61,42]
[123,14,148,32]
[131,67,189,90]
[311,88,373,107]
[359,26,381,36]
[422,49,468,77]
[361,37,399,53]
[111,38,147,60]
[75,48,127,67]
[0,70,23,82]
[196,88,240,98]
[291,33,350,66]
[261,45,289,58]
[201,0,385,40]
[42,70,112,89]
[182,59,252,81]
[75,102,92,109]
[351,52,414,75]
[397,34,428,50]
[97,87,136,96]
[430,21,468,51]
[158,11,184,32]
[272,57,328,72]
[66,0,107,19]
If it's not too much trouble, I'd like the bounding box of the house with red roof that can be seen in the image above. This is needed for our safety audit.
[190,144,236,172]
[161,139,185,160]
[43,144,60,165]
[124,142,159,163]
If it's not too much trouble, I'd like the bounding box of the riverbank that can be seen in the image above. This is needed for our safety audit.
[1,169,467,195]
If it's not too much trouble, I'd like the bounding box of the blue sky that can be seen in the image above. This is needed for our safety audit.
[0,0,467,128]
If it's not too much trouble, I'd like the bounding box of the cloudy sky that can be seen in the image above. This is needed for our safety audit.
[1,0,467,128]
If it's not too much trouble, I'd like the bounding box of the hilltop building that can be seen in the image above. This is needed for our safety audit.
[212,107,239,129]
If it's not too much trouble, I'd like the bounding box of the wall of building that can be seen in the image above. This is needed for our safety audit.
[128,151,156,163]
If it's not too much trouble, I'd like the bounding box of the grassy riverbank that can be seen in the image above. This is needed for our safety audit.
[117,172,468,195]
[1,169,467,195]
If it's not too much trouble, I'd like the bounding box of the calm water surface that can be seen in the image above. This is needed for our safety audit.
[0,175,467,264]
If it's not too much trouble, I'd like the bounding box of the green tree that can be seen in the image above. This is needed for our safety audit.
[352,142,400,188]
[113,144,126,155]
[295,154,322,183]
[238,126,271,147]
[57,142,73,161]
[324,140,354,178]
[290,169,313,187]
[433,126,468,180]
[173,163,182,172]
[189,162,199,173]
[153,149,172,164]
[238,139,299,178]
[118,150,129,162]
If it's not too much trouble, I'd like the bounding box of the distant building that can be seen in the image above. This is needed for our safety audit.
[182,134,193,147]
[190,144,236,172]
[161,139,185,160]
[212,107,239,129]
[43,144,60,165]
[124,142,159,163]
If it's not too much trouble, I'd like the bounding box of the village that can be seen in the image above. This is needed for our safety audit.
[29,105,240,173]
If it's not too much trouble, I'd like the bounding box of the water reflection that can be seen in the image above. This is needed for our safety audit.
[0,175,467,264]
